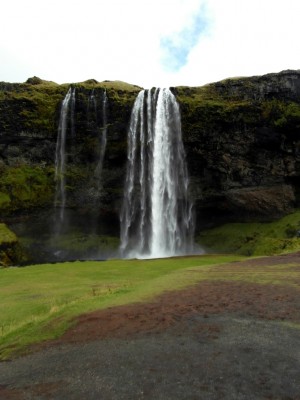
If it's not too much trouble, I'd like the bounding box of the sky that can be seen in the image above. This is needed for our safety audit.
[1,0,300,88]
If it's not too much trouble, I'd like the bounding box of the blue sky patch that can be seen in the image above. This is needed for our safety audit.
[160,4,210,71]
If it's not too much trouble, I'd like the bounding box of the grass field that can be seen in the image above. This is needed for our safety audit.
[0,253,298,360]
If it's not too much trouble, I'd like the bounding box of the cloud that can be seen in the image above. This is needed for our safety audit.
[160,2,210,72]
[0,0,299,88]
[158,0,300,87]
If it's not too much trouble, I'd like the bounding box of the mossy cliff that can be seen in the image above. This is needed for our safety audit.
[0,71,300,261]
[197,210,300,256]
[175,70,300,228]
[0,78,141,262]
[0,78,140,217]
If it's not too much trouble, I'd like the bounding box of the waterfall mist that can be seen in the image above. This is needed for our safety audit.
[120,88,194,259]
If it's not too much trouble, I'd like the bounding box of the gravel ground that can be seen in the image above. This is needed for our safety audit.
[1,316,300,400]
[1,254,300,400]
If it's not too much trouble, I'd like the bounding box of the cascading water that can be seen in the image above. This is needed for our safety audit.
[54,87,76,227]
[87,89,98,132]
[52,87,109,260]
[94,90,108,189]
[70,88,76,138]
[120,88,194,258]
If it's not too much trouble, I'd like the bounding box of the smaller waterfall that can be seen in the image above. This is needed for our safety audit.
[120,88,194,258]
[87,89,98,132]
[94,90,108,189]
[54,87,76,226]
[70,89,76,138]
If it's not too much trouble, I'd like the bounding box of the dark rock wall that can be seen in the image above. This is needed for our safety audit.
[176,70,300,229]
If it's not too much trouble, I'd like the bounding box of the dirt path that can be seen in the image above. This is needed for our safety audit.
[1,254,300,399]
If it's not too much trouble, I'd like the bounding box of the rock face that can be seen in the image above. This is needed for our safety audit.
[175,70,300,227]
[0,71,300,261]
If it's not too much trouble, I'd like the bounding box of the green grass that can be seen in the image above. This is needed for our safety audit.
[0,254,243,359]
[204,262,300,287]
[197,211,300,256]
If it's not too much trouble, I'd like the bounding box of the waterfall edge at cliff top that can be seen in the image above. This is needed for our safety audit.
[120,87,194,259]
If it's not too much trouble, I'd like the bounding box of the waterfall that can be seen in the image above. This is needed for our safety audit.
[120,88,194,258]
[70,88,76,138]
[54,87,75,225]
[94,90,108,188]
[87,89,97,132]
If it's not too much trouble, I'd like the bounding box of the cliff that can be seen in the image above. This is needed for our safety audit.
[176,70,300,226]
[0,71,300,263]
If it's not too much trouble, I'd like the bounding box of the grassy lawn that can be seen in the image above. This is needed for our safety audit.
[1,253,298,360]
[0,254,242,359]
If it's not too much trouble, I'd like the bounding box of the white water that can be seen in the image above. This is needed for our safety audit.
[70,88,76,137]
[120,91,145,254]
[120,88,194,258]
[54,87,75,224]
[94,90,108,188]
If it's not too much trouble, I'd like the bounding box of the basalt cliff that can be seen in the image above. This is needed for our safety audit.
[0,71,300,264]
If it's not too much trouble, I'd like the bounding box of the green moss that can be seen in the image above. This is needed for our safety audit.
[274,102,300,131]
[0,223,17,245]
[252,237,300,256]
[197,211,300,256]
[0,165,54,212]
[0,192,11,209]
[96,80,142,92]
[176,84,260,137]
[0,223,28,267]
[0,82,66,134]
[0,79,137,138]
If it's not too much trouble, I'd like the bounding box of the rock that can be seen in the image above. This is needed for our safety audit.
[177,70,300,228]
[0,223,28,266]
[225,185,295,218]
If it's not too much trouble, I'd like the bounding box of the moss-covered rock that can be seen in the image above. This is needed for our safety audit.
[197,210,300,256]
[0,164,54,213]
[0,223,28,266]
[175,70,300,227]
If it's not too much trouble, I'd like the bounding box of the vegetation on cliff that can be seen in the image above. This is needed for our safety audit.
[0,165,53,212]
[174,71,300,225]
[0,77,139,213]
[197,210,300,256]
[0,223,28,266]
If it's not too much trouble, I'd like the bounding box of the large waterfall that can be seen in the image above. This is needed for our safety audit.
[54,87,76,225]
[120,88,194,259]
